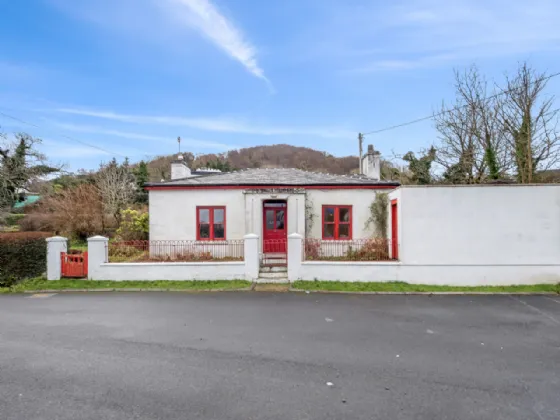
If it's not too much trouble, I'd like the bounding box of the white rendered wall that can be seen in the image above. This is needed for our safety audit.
[149,189,246,241]
[290,185,560,285]
[397,185,560,265]
[297,262,560,286]
[91,262,245,281]
[305,189,389,238]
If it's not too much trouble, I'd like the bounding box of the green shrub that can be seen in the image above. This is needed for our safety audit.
[116,208,149,241]
[0,232,51,287]
[108,244,145,262]
[5,214,26,226]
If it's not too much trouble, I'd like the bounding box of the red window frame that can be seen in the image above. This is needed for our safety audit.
[196,206,226,241]
[322,205,352,240]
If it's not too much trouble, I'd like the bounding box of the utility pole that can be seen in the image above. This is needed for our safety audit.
[358,132,364,174]
[177,136,181,154]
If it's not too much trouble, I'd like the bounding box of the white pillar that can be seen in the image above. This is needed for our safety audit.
[244,234,259,281]
[87,236,109,280]
[288,233,303,282]
[46,236,67,280]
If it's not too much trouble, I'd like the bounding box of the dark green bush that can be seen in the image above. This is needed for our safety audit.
[0,232,51,287]
[5,214,26,226]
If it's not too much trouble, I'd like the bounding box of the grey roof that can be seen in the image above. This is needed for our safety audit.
[146,168,399,187]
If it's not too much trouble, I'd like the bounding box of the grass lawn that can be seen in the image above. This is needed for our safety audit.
[292,280,560,294]
[1,278,251,293]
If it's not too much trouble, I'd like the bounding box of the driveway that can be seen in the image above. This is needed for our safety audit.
[1,292,559,420]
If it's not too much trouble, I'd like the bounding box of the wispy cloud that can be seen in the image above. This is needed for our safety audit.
[53,107,354,139]
[46,120,240,150]
[166,0,270,85]
[312,0,560,72]
[48,0,270,86]
[40,139,111,158]
[46,120,239,150]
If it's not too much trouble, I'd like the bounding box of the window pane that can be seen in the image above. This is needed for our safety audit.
[339,207,350,222]
[266,210,275,230]
[276,210,285,229]
[324,207,335,222]
[199,224,210,238]
[214,208,224,224]
[214,224,224,238]
[339,224,350,238]
[199,209,210,223]
[323,223,334,238]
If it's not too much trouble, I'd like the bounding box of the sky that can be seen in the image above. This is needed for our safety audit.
[1,0,560,171]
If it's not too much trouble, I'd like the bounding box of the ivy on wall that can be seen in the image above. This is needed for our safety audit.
[304,194,317,238]
[365,193,389,238]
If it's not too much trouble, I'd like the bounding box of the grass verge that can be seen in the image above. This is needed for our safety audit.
[1,278,251,293]
[292,281,560,294]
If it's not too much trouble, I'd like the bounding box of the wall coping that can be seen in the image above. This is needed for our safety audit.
[88,235,109,242]
[46,236,68,242]
[303,261,401,266]
[100,262,245,267]
[302,261,560,267]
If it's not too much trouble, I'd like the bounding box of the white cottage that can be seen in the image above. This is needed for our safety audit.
[146,145,400,264]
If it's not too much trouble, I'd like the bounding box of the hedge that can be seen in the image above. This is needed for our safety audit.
[5,213,26,226]
[0,232,51,287]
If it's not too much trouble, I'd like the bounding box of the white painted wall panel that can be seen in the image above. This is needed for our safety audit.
[149,190,246,240]
[398,185,560,265]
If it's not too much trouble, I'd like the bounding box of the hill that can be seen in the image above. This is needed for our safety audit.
[146,144,361,182]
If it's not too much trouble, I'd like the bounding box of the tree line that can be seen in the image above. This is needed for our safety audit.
[400,62,559,184]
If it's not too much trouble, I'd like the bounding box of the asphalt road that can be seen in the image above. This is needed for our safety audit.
[1,292,559,420]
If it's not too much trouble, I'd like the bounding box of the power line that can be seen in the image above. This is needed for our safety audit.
[362,70,560,137]
[0,110,127,158]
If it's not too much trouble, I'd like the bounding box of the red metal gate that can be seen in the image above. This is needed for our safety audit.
[61,252,88,278]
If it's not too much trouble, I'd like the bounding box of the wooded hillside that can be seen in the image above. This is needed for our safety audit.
[146,144,361,182]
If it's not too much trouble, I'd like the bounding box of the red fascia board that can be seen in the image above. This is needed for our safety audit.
[145,184,398,191]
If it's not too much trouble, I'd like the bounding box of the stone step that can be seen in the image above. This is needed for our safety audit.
[255,278,290,284]
[258,271,289,279]
[260,266,288,273]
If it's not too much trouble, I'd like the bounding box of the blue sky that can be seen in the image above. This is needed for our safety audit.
[1,0,560,171]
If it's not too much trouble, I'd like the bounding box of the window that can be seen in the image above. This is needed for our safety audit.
[197,206,226,240]
[322,205,352,240]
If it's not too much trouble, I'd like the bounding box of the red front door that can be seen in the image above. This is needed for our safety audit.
[263,201,287,253]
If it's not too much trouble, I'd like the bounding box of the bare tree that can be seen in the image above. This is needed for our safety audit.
[95,158,135,225]
[433,66,509,184]
[500,63,560,183]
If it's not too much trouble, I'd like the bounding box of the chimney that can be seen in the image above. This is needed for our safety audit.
[171,154,191,180]
[361,144,381,180]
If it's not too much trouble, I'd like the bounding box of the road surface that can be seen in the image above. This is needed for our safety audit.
[1,292,559,419]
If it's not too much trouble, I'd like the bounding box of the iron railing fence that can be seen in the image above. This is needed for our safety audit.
[108,240,244,263]
[303,238,398,261]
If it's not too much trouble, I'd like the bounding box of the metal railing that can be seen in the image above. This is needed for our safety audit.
[303,238,397,261]
[108,240,244,263]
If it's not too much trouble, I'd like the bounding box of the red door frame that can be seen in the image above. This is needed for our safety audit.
[391,199,399,260]
[262,200,288,253]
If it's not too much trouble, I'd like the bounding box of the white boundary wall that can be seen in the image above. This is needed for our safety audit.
[289,185,560,286]
[92,262,245,281]
[296,262,560,286]
[85,235,258,282]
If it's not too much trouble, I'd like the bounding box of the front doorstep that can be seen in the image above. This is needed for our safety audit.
[261,253,287,267]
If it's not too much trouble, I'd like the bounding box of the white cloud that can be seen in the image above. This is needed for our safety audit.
[166,0,269,85]
[40,139,110,158]
[308,0,560,72]
[48,0,270,86]
[46,120,241,151]
[53,107,355,139]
